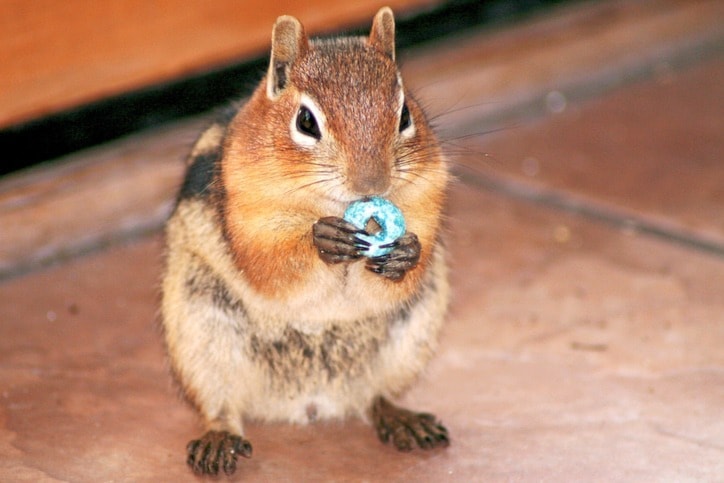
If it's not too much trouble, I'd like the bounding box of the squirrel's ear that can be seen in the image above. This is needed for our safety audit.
[369,7,396,61]
[267,15,308,99]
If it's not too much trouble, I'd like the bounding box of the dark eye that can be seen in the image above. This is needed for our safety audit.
[399,102,411,132]
[296,105,321,140]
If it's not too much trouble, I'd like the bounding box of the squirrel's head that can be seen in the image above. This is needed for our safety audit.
[226,7,445,205]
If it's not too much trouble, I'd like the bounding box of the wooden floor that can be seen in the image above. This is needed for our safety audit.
[1,0,723,480]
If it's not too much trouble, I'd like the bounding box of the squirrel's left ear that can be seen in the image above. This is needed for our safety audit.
[369,7,396,61]
[268,15,309,99]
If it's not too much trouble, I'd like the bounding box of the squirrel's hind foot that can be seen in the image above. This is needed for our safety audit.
[371,396,450,451]
[186,430,252,476]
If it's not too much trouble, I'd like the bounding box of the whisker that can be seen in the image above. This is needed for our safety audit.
[283,174,344,197]
[426,100,505,126]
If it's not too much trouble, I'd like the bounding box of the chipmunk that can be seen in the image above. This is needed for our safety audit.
[161,7,451,476]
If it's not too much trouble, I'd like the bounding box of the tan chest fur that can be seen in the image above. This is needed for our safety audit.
[164,193,448,423]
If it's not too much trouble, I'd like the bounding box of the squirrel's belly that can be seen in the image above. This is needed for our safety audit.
[246,391,366,424]
[241,316,388,423]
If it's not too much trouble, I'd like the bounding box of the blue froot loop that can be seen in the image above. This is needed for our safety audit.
[343,196,406,257]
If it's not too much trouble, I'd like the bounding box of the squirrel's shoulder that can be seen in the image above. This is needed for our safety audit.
[177,105,239,202]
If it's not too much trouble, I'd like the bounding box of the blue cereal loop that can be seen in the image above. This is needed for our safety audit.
[343,196,406,257]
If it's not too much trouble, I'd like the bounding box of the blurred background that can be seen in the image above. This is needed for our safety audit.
[0,0,566,175]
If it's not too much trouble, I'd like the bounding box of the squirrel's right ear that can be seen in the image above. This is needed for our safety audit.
[267,15,308,99]
[369,7,396,61]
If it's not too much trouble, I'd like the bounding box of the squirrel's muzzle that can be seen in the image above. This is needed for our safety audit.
[349,157,391,196]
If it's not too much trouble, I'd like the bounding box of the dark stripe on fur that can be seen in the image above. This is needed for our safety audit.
[178,150,221,201]
[184,257,247,321]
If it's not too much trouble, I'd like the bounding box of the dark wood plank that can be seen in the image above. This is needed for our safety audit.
[0,0,438,127]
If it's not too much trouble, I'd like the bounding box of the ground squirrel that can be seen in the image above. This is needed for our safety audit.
[161,7,451,475]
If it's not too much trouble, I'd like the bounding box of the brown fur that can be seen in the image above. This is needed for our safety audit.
[161,7,451,475]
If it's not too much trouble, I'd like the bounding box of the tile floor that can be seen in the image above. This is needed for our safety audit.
[1,47,723,483]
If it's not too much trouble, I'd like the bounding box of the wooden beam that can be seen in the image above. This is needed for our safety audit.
[1,0,722,278]
[0,0,438,128]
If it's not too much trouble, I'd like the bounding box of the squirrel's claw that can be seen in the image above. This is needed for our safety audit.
[371,396,449,452]
[187,430,252,476]
[365,232,421,281]
[313,216,368,264]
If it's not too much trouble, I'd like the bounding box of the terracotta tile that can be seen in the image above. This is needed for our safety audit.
[459,58,724,247]
[1,177,722,480]
[427,183,724,480]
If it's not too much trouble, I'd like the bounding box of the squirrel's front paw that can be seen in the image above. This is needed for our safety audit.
[313,216,370,264]
[186,430,252,476]
[366,232,421,281]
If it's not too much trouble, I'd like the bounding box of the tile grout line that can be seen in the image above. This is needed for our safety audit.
[446,27,724,140]
[0,222,165,283]
[457,169,724,259]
